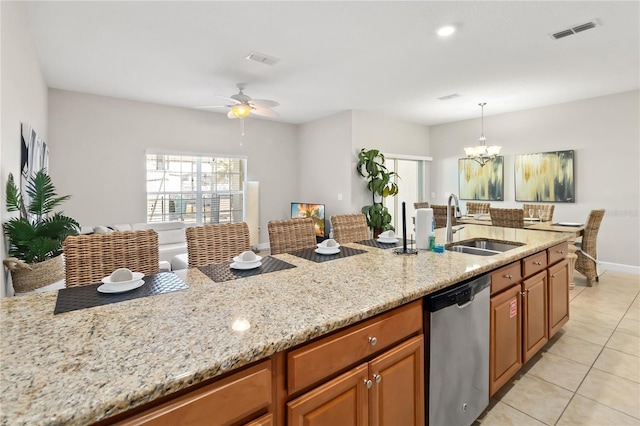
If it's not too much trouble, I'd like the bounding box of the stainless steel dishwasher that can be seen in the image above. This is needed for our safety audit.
[424,273,490,426]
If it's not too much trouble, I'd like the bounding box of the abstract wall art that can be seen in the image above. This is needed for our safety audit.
[458,156,504,201]
[20,123,50,208]
[515,150,574,202]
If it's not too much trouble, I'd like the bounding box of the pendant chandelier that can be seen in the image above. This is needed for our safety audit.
[464,102,501,166]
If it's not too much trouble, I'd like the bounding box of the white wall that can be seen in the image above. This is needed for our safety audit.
[1,1,49,297]
[298,110,431,234]
[298,111,353,232]
[48,89,299,246]
[429,91,640,268]
[351,110,431,214]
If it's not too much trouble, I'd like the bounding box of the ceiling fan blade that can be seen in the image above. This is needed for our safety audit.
[251,107,279,117]
[227,110,239,119]
[195,105,229,109]
[216,96,240,104]
[249,99,279,108]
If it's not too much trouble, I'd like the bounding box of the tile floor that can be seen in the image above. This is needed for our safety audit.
[476,269,640,426]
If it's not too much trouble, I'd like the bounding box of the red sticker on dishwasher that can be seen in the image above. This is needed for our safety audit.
[509,299,517,318]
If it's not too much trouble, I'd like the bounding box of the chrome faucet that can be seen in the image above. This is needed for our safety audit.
[446,193,462,243]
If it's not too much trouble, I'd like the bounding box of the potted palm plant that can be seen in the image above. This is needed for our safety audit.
[3,169,79,292]
[356,148,399,236]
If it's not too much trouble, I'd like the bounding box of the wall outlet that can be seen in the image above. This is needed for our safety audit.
[431,192,436,199]
[337,193,343,201]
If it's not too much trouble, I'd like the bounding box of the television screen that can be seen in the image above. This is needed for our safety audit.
[291,202,326,238]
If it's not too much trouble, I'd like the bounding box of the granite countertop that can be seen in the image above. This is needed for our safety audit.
[0,225,573,425]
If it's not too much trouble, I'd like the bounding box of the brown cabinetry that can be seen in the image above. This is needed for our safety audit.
[548,258,570,338]
[116,359,273,426]
[522,271,548,362]
[287,335,424,426]
[489,244,569,396]
[489,284,522,397]
[285,301,424,426]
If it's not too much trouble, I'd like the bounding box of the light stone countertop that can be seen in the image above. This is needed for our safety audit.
[0,225,574,425]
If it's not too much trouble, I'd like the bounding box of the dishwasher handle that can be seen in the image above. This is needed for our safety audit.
[425,274,490,312]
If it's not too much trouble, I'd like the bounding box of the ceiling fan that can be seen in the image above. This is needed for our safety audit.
[195,83,279,119]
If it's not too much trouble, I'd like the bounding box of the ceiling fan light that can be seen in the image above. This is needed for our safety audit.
[231,104,251,118]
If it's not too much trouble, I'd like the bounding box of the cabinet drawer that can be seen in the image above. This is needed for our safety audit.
[522,252,548,278]
[287,300,422,395]
[491,262,522,295]
[117,359,272,426]
[548,242,569,265]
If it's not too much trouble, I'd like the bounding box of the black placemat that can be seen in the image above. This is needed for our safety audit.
[198,256,296,283]
[54,272,189,315]
[356,239,407,249]
[290,246,368,263]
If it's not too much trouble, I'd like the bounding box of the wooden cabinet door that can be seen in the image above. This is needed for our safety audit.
[287,364,369,426]
[117,360,272,426]
[522,271,549,363]
[548,259,570,338]
[369,335,424,426]
[490,284,522,397]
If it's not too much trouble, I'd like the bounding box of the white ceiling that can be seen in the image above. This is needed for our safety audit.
[23,1,640,126]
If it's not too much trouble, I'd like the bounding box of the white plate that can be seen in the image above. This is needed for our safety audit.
[525,217,541,221]
[377,238,399,244]
[557,222,583,226]
[317,244,340,249]
[97,280,144,294]
[230,261,262,270]
[232,254,263,264]
[315,248,340,255]
[101,272,144,285]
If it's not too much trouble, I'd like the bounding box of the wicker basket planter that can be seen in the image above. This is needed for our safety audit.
[3,255,65,293]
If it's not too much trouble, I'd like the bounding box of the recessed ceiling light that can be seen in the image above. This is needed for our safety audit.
[437,25,456,37]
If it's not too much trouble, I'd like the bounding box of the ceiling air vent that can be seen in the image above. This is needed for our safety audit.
[245,51,281,66]
[437,93,461,101]
[551,20,598,40]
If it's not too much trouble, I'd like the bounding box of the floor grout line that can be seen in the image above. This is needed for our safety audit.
[483,271,640,425]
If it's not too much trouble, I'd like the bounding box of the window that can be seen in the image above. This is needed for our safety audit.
[146,153,247,225]
[384,155,431,232]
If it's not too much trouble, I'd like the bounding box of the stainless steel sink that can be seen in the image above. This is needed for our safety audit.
[445,239,524,256]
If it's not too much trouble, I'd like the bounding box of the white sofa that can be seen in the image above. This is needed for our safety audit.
[88,221,188,270]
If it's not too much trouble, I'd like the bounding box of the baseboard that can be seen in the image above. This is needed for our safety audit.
[600,261,640,275]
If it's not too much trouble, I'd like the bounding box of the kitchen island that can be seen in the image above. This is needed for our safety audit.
[0,225,574,425]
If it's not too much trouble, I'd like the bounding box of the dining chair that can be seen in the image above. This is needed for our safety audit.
[186,222,250,267]
[63,229,160,287]
[268,218,317,255]
[330,213,370,244]
[522,204,555,222]
[466,202,490,215]
[431,205,456,229]
[575,209,605,286]
[413,202,430,210]
[489,208,525,229]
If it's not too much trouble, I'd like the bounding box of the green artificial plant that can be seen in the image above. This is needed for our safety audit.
[3,169,79,264]
[356,148,399,233]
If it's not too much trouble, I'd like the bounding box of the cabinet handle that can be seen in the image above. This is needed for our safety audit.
[551,274,556,278]
[504,274,513,279]
[368,336,378,346]
[533,261,542,265]
[558,250,564,254]
[520,291,526,296]
[364,379,372,389]
[373,373,381,383]
[526,288,530,293]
